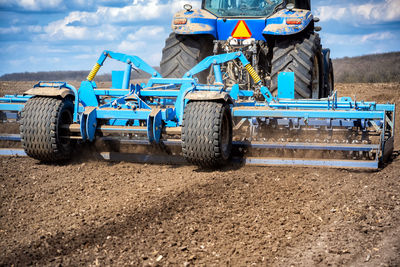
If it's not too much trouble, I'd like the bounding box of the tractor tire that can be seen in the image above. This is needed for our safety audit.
[160,33,213,83]
[20,97,74,162]
[325,58,334,96]
[182,101,232,168]
[270,33,323,99]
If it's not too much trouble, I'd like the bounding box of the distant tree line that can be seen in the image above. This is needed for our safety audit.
[0,68,159,82]
[0,71,111,82]
[1,53,399,83]
[332,52,400,83]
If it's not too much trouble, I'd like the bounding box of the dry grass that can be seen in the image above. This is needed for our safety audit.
[333,52,400,83]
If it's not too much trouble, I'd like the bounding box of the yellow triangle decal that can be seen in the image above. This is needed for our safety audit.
[232,21,252,39]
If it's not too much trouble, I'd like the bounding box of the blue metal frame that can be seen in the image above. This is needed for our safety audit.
[0,50,396,169]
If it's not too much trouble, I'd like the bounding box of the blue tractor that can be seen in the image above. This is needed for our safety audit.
[161,0,333,99]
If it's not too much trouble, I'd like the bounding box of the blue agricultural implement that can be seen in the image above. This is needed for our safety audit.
[0,1,396,169]
[0,50,396,169]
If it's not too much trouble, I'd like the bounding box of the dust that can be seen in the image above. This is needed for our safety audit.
[233,124,378,161]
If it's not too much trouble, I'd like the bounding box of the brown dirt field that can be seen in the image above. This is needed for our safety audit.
[0,82,399,266]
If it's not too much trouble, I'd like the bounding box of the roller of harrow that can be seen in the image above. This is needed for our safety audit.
[0,50,396,169]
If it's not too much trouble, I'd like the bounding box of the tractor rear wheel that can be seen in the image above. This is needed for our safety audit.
[20,97,74,162]
[182,101,232,168]
[270,33,323,99]
[326,58,334,96]
[160,33,213,83]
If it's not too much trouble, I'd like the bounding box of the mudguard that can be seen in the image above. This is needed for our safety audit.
[23,87,74,98]
[263,8,313,36]
[185,91,233,104]
[172,9,217,38]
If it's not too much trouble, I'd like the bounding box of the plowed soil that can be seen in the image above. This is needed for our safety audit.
[1,82,399,266]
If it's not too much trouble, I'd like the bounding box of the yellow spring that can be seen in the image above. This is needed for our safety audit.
[245,64,261,84]
[87,63,101,81]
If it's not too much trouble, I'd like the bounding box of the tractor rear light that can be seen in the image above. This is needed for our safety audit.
[286,18,302,25]
[242,38,255,46]
[228,37,239,46]
[174,18,187,25]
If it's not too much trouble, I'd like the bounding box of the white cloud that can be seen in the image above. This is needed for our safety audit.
[360,32,395,43]
[316,0,400,23]
[322,31,396,46]
[73,54,94,60]
[1,43,75,58]
[9,0,63,11]
[38,0,200,41]
[0,26,21,34]
[8,59,26,66]
[116,26,168,65]
[42,19,120,41]
[126,26,165,41]
[43,19,88,40]
[117,40,147,52]
[65,0,200,25]
[27,25,42,33]
[0,0,98,11]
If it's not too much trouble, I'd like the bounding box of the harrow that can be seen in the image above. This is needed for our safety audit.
[0,50,396,169]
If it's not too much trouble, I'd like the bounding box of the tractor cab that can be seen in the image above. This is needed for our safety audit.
[202,0,310,17]
[202,0,284,17]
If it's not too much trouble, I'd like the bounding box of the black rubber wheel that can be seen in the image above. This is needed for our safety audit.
[160,33,213,83]
[181,101,232,168]
[20,97,74,162]
[326,59,334,96]
[270,33,323,99]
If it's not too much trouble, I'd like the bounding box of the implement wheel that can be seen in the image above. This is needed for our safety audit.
[182,101,232,168]
[160,33,213,83]
[20,97,74,162]
[270,33,323,99]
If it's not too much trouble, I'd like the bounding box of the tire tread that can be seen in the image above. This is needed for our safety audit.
[20,97,73,162]
[270,33,322,99]
[182,101,232,168]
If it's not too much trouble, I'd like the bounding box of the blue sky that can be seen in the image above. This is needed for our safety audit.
[0,0,399,75]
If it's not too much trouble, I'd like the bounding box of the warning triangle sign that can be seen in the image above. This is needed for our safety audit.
[231,20,252,39]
